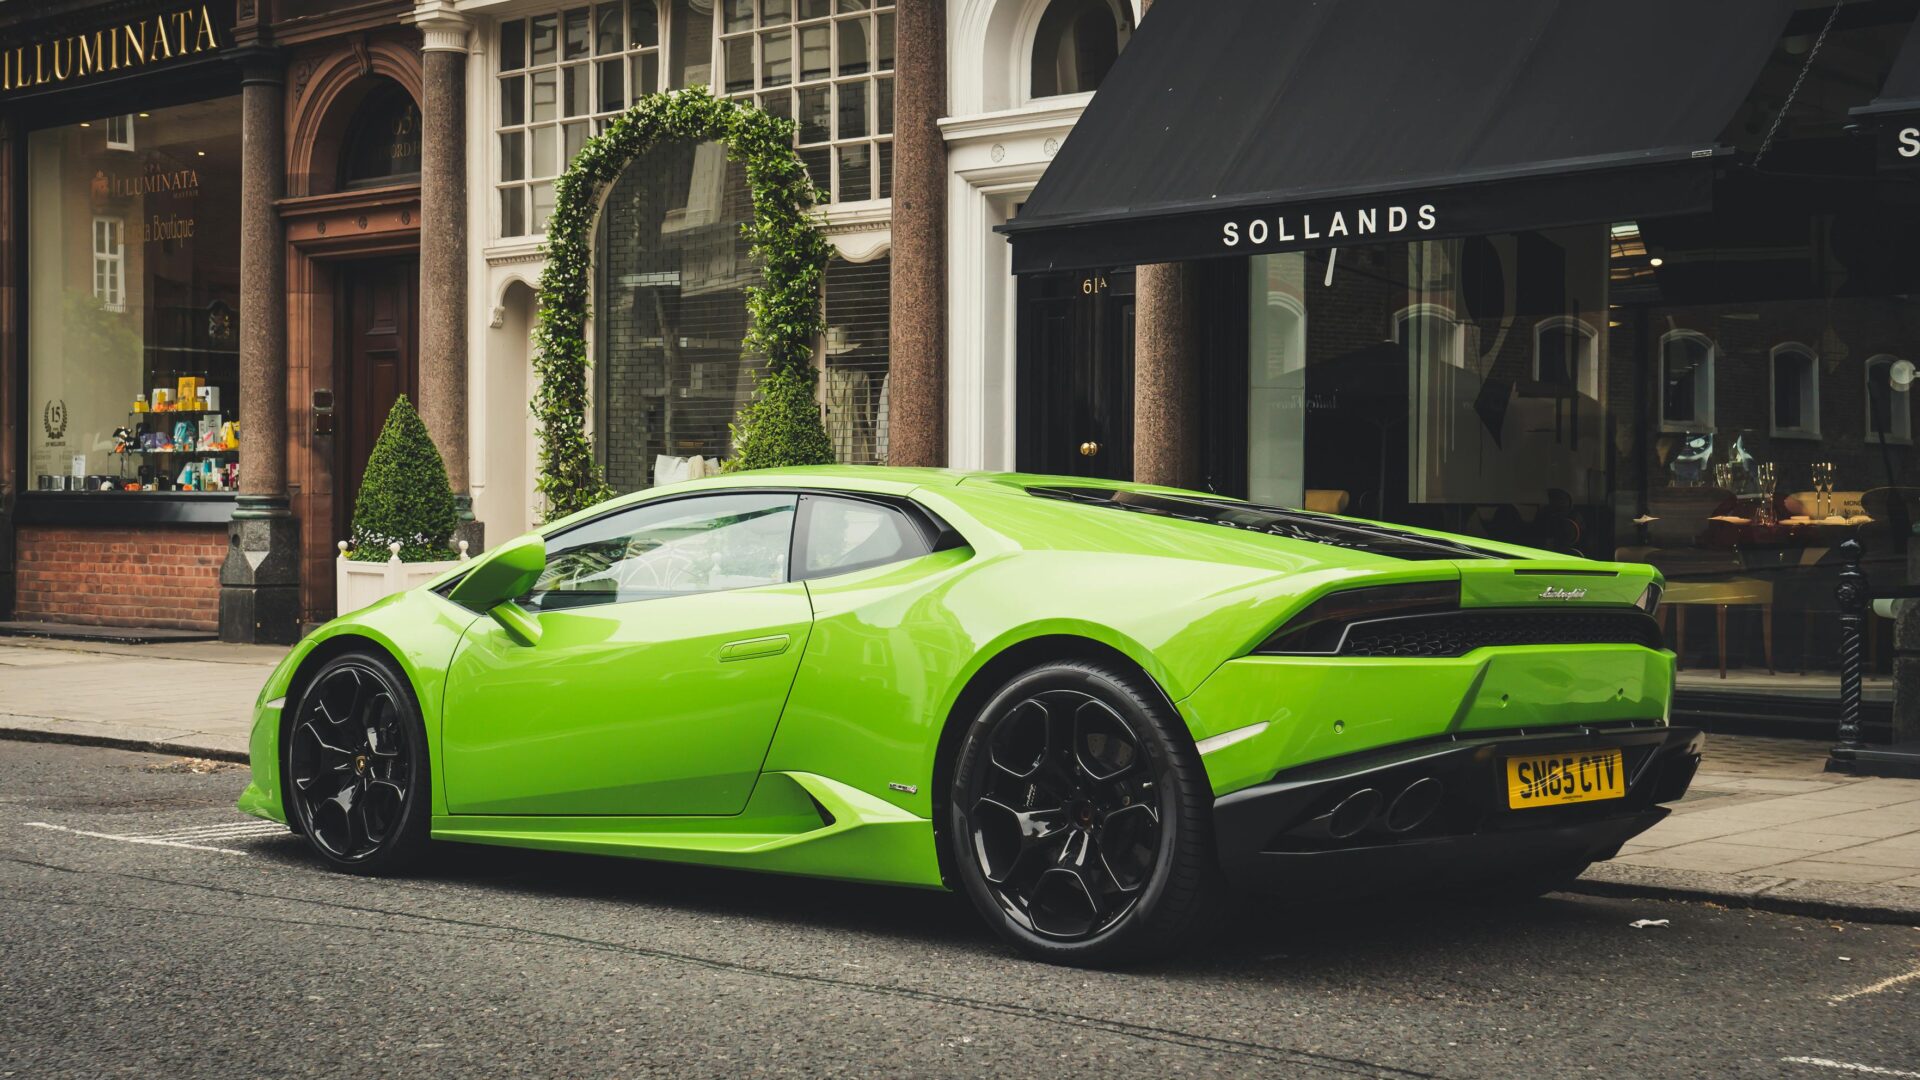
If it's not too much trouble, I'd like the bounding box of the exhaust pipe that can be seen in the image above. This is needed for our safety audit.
[1385,777,1444,833]
[1327,788,1383,839]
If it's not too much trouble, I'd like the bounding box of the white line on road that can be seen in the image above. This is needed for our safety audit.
[1830,964,1920,1004]
[1783,1057,1920,1078]
[125,822,287,842]
[25,822,251,855]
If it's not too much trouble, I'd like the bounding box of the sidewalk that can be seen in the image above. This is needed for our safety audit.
[2,637,1917,920]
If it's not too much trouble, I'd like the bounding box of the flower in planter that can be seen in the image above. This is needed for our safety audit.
[348,395,458,563]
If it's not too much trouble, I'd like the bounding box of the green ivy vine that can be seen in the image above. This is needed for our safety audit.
[531,86,835,521]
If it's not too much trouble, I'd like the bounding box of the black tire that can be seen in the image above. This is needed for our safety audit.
[948,659,1222,966]
[282,650,432,875]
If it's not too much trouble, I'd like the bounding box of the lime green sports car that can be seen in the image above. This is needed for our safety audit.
[239,466,1700,964]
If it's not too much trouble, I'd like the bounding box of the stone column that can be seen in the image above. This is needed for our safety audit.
[417,9,481,551]
[0,116,17,618]
[220,48,301,645]
[1130,0,1202,491]
[887,0,947,467]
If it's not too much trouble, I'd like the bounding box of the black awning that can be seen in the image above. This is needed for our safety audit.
[1857,6,1920,119]
[1002,0,1795,274]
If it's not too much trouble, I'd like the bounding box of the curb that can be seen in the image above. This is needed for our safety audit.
[1568,862,1920,927]
[0,726,249,764]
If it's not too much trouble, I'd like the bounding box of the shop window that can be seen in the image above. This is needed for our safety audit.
[1659,329,1714,431]
[594,137,759,490]
[27,99,243,495]
[1770,343,1820,438]
[1532,316,1598,399]
[823,255,891,465]
[104,114,135,151]
[1029,0,1132,99]
[340,82,422,188]
[1867,355,1912,445]
[721,0,896,203]
[91,218,125,313]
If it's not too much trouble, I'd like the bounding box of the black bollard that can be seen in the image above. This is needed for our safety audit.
[1831,538,1868,770]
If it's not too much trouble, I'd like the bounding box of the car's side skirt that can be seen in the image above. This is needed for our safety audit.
[429,771,946,888]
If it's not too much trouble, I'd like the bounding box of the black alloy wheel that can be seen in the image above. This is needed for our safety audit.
[950,660,1220,965]
[284,652,430,873]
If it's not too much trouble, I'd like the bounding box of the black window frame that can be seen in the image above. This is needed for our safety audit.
[792,492,941,581]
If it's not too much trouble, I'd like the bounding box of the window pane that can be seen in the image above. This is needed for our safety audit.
[759,89,792,122]
[799,24,829,81]
[531,14,558,64]
[836,80,867,139]
[876,11,893,69]
[761,0,791,26]
[564,7,591,58]
[630,0,660,47]
[800,144,830,194]
[500,74,526,125]
[797,85,829,142]
[837,17,869,75]
[531,181,556,231]
[761,28,792,87]
[1662,339,1702,424]
[803,498,919,576]
[502,186,527,236]
[532,125,557,176]
[564,121,588,166]
[724,36,754,93]
[836,142,869,201]
[599,58,625,111]
[875,75,891,133]
[500,130,526,181]
[564,63,590,115]
[877,139,890,198]
[528,494,798,607]
[669,0,714,88]
[724,0,754,33]
[500,19,527,71]
[799,0,829,18]
[836,0,868,10]
[633,51,660,95]
[595,2,623,53]
[531,69,558,122]
[1775,355,1804,429]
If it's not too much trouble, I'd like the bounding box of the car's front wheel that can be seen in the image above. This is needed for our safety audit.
[283,651,431,875]
[949,659,1221,965]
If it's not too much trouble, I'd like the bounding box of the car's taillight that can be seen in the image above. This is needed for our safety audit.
[1252,580,1460,655]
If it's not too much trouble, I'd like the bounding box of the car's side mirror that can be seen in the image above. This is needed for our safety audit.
[446,533,547,646]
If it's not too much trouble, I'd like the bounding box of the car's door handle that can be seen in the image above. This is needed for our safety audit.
[720,634,791,662]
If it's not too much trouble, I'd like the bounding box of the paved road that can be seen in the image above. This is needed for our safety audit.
[3,741,1917,1080]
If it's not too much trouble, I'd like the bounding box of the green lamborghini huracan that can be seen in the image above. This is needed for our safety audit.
[240,466,1700,964]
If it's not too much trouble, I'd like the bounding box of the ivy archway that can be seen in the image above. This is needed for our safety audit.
[531,87,835,520]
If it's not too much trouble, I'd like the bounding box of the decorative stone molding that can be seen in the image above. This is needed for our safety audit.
[818,202,893,263]
[412,1,473,53]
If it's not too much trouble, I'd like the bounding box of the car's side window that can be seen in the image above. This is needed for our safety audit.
[523,493,798,611]
[799,496,931,580]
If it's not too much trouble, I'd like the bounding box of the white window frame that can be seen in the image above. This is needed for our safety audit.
[1866,354,1912,445]
[1769,342,1821,439]
[1658,329,1715,432]
[104,113,135,151]
[91,216,125,312]
[1024,0,1134,102]
[1531,315,1599,399]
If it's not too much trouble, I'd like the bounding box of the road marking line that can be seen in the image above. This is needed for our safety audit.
[127,822,286,841]
[1783,1057,1920,1078]
[1829,964,1920,1004]
[24,822,250,855]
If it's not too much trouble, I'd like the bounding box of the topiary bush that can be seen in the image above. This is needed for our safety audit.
[534,87,834,520]
[348,395,459,563]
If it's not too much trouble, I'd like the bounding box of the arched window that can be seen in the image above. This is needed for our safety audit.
[1659,329,1714,431]
[340,81,421,189]
[1393,303,1466,369]
[1770,343,1820,438]
[1029,0,1132,99]
[594,138,758,491]
[1867,354,1912,444]
[1532,316,1599,399]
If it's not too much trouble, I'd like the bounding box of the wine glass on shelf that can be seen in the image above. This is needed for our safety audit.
[1755,462,1777,526]
[1811,461,1833,520]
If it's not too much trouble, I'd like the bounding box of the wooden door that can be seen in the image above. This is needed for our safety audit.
[1016,268,1135,479]
[337,258,419,541]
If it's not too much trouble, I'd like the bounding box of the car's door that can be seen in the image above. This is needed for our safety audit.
[439,491,812,816]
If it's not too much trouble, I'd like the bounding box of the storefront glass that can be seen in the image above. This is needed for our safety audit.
[25,96,243,495]
[1246,194,1920,682]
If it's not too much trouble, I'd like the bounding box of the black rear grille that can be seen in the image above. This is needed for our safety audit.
[1339,609,1663,658]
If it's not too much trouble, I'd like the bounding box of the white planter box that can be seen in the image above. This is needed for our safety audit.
[335,540,470,616]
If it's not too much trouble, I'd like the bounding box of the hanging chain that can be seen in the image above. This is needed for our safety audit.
[1754,0,1845,168]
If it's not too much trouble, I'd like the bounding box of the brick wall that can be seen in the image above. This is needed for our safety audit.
[14,524,225,631]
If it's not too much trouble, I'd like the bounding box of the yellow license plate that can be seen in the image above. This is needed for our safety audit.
[1506,749,1626,809]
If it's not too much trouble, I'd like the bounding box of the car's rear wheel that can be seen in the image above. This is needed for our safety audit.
[283,651,430,875]
[949,659,1220,965]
